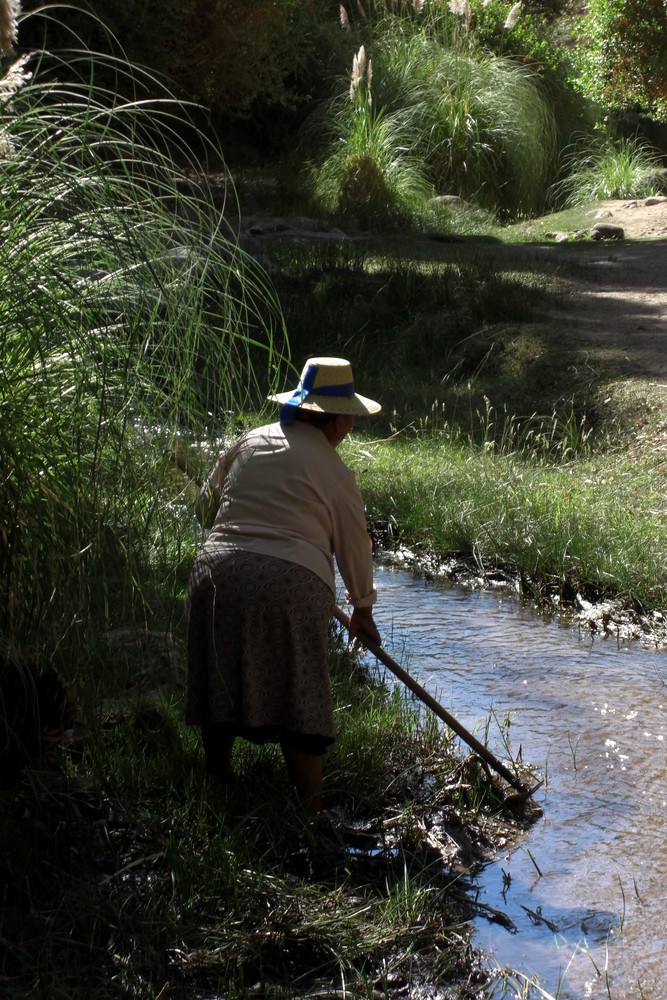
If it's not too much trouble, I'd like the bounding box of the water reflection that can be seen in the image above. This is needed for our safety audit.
[360,561,666,1000]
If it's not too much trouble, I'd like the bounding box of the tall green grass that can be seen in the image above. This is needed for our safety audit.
[0,22,286,662]
[310,10,559,223]
[348,423,667,611]
[311,50,432,226]
[549,134,664,207]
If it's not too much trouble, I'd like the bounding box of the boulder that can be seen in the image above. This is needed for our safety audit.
[590,223,624,241]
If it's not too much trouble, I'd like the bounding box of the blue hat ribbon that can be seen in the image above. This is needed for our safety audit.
[279,363,355,425]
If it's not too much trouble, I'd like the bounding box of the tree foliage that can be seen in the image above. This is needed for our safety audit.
[573,0,667,121]
[18,0,345,122]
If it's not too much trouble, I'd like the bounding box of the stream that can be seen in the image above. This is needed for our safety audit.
[363,561,666,1000]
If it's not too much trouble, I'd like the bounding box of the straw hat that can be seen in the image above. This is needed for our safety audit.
[269,357,381,419]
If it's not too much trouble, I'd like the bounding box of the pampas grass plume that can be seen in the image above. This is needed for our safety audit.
[0,52,32,104]
[350,44,366,96]
[504,1,521,28]
[339,4,350,29]
[349,44,372,107]
[0,0,20,57]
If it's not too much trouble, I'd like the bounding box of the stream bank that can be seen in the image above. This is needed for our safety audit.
[374,540,667,650]
[363,560,667,999]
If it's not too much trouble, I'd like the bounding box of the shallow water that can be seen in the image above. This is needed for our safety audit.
[362,562,666,1000]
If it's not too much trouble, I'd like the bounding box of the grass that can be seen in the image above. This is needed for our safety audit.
[267,235,666,620]
[548,134,665,208]
[2,629,511,999]
[270,240,565,424]
[0,30,288,660]
[2,6,666,999]
[311,90,433,228]
[347,430,667,611]
[307,7,560,223]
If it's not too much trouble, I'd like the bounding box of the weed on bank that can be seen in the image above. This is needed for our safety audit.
[1,626,533,999]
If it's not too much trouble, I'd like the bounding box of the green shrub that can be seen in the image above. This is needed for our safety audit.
[572,0,667,121]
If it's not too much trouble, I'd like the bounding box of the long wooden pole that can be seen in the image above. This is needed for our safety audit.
[332,605,538,797]
[174,445,538,798]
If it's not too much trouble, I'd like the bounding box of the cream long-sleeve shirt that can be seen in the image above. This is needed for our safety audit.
[196,421,377,607]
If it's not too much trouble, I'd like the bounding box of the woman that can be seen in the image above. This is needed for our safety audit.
[186,357,381,816]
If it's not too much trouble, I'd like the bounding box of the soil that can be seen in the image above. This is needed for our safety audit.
[238,195,667,381]
[529,197,667,381]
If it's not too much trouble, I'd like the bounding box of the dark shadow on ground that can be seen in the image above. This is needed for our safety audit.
[262,229,666,440]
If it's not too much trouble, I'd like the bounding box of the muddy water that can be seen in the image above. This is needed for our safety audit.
[366,562,666,1000]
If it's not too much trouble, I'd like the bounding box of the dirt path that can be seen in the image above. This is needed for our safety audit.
[537,198,667,381]
[238,196,667,380]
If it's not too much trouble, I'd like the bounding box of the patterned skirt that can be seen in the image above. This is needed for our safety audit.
[185,547,335,751]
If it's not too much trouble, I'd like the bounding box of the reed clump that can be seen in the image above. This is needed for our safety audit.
[0,16,286,664]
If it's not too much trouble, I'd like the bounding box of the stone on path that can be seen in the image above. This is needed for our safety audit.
[590,222,624,241]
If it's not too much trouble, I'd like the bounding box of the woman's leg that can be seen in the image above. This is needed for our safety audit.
[201,722,235,782]
[280,741,323,816]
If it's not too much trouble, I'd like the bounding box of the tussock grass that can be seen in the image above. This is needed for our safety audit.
[312,92,433,228]
[0,28,287,661]
[549,134,664,208]
[309,11,559,223]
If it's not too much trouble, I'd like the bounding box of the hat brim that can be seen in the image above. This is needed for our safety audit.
[268,390,381,416]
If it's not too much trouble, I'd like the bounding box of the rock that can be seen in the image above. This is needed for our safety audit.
[644,196,667,207]
[590,223,624,241]
[432,194,470,208]
[648,168,667,194]
[594,209,614,219]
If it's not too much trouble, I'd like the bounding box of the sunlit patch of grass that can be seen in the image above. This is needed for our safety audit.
[548,134,663,208]
[350,409,667,611]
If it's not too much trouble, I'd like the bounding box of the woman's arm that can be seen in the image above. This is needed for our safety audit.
[329,466,381,643]
[349,604,381,645]
[194,456,226,529]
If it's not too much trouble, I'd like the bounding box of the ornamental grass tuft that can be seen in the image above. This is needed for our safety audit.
[0,10,287,663]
